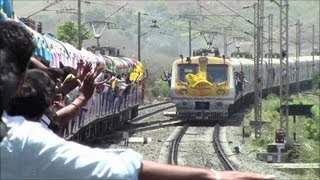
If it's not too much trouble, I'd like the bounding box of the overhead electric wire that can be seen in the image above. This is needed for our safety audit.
[140,14,177,37]
[215,0,255,27]
[105,3,128,19]
[198,3,255,37]
[26,0,63,18]
[202,16,230,27]
[200,5,237,24]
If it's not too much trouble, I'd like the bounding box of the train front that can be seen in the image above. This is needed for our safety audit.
[170,56,235,120]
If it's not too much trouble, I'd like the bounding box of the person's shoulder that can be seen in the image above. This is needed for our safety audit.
[2,116,53,145]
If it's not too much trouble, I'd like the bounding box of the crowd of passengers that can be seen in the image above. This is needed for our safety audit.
[0,20,275,180]
[25,56,147,137]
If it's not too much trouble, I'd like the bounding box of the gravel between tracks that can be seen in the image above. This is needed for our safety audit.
[178,126,225,171]
[105,107,177,161]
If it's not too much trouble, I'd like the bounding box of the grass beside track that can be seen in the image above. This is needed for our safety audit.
[243,93,320,179]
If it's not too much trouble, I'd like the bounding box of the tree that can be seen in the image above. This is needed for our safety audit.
[56,21,91,47]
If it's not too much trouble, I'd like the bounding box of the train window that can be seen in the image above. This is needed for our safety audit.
[178,64,199,82]
[207,64,228,83]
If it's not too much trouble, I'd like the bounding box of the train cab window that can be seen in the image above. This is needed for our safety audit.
[207,64,228,83]
[178,64,198,82]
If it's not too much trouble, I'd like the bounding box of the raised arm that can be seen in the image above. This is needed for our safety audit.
[30,57,48,69]
[139,160,275,180]
[139,161,214,180]
[55,72,95,125]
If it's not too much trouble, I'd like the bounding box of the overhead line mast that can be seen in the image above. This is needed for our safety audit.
[279,0,290,136]
[254,0,264,138]
[267,14,274,94]
[295,20,302,94]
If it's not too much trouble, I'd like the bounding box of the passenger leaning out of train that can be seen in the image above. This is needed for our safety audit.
[23,49,96,135]
[109,73,136,111]
[1,21,275,180]
[239,71,249,91]
[234,71,249,95]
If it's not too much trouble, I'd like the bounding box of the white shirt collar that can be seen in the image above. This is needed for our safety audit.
[40,115,51,128]
[1,111,25,128]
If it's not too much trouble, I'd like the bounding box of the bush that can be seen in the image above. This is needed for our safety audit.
[147,80,170,98]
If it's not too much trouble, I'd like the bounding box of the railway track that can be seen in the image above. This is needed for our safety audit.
[122,118,184,134]
[130,101,175,123]
[169,124,189,165]
[213,124,237,171]
[91,101,177,144]
[138,100,171,111]
[168,123,236,171]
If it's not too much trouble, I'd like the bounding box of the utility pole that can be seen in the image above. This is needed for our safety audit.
[223,27,228,57]
[279,0,290,135]
[189,20,192,57]
[138,11,141,61]
[295,20,302,94]
[77,0,82,50]
[254,0,264,138]
[312,24,315,78]
[253,3,257,61]
[267,14,273,93]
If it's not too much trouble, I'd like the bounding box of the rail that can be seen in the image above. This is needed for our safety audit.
[130,103,175,123]
[213,124,236,171]
[138,100,171,111]
[169,124,189,165]
[88,104,180,143]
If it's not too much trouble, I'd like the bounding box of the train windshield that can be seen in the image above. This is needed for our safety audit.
[178,64,199,82]
[207,64,228,83]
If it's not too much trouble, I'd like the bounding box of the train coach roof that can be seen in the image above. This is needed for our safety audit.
[173,56,231,64]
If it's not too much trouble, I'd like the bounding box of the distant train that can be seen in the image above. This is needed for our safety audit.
[170,51,320,120]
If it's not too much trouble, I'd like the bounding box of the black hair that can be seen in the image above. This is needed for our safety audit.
[0,21,35,72]
[0,21,36,115]
[59,62,77,81]
[44,68,64,82]
[7,69,55,119]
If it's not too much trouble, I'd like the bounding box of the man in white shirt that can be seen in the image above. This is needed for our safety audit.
[0,20,275,180]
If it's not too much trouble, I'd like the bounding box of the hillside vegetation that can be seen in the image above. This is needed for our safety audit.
[12,0,320,95]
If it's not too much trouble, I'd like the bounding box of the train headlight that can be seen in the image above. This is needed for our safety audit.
[179,89,188,95]
[216,89,225,95]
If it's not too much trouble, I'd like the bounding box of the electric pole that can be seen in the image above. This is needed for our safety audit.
[189,20,192,57]
[223,27,228,57]
[254,0,264,138]
[279,0,290,135]
[138,11,141,61]
[312,24,315,78]
[267,14,273,93]
[295,20,302,94]
[253,3,257,60]
[77,0,82,50]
